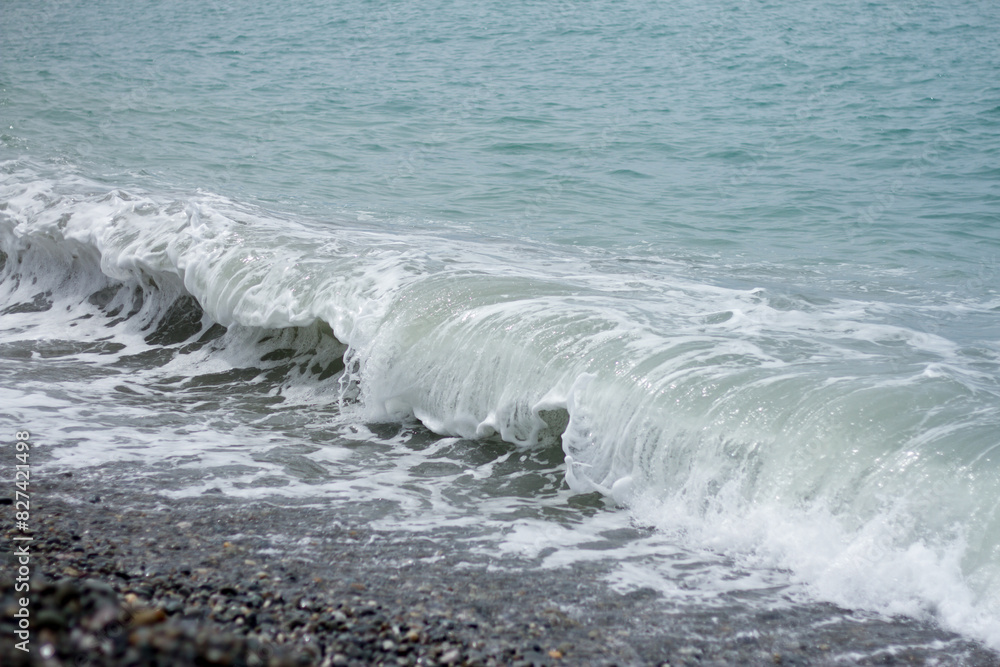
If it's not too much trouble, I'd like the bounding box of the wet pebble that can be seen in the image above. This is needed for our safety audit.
[4,480,997,667]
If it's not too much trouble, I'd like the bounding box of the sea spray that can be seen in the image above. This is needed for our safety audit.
[3,163,998,647]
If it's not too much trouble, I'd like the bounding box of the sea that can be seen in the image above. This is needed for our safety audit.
[2,0,999,657]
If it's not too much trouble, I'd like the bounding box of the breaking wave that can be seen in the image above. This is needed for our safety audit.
[2,161,999,647]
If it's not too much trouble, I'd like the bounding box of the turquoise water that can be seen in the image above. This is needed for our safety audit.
[6,0,997,250]
[2,0,999,652]
[5,0,998,328]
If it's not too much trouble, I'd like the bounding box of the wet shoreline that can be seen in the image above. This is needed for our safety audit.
[2,471,998,666]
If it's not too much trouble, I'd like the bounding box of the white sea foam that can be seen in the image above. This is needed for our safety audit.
[2,163,999,648]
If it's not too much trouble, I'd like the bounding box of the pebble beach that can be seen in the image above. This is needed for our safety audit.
[3,470,999,667]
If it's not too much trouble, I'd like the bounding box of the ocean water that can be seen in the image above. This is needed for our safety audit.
[2,0,999,654]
